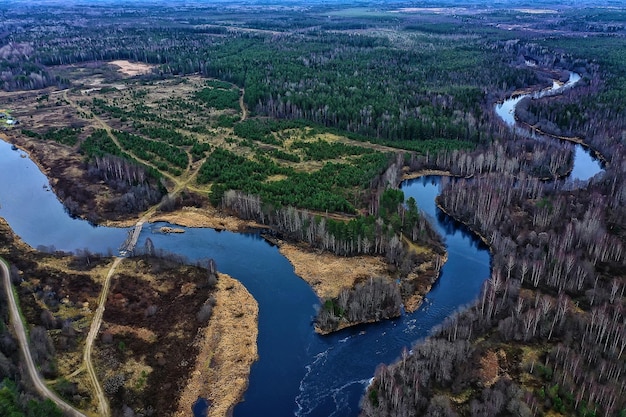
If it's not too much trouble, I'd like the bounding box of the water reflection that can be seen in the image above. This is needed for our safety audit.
[0,140,129,253]
[0,140,490,417]
[494,72,603,182]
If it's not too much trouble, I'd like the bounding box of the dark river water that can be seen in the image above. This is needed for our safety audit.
[0,139,490,417]
[495,72,603,182]
[0,70,601,417]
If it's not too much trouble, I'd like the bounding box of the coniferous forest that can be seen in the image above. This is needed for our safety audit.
[0,1,625,416]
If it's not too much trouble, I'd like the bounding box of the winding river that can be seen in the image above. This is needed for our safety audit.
[495,71,603,182]
[0,139,490,417]
[0,71,601,417]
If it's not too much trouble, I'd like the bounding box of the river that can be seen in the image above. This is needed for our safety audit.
[0,70,601,417]
[0,139,490,417]
[495,71,603,182]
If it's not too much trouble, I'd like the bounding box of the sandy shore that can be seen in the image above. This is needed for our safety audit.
[174,273,258,417]
[401,169,453,181]
[147,206,263,232]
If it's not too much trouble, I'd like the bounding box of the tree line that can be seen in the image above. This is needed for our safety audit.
[361,30,626,417]
[363,163,625,417]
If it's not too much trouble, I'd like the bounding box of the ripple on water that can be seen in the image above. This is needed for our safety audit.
[0,139,492,417]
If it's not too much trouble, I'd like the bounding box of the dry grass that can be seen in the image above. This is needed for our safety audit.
[401,168,453,182]
[278,242,388,299]
[479,350,500,387]
[278,233,446,323]
[0,88,84,133]
[106,324,158,343]
[94,257,256,415]
[149,206,263,231]
[449,388,474,405]
[175,273,258,417]
[310,131,343,143]
[519,345,544,388]
[109,60,155,77]
[265,174,289,182]
[402,235,430,255]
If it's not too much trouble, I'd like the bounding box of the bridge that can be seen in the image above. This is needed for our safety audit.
[119,220,144,256]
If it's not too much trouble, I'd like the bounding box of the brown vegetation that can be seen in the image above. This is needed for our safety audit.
[148,205,262,232]
[175,274,258,417]
[108,60,154,77]
[0,218,109,414]
[278,242,388,300]
[0,217,259,416]
[95,255,220,416]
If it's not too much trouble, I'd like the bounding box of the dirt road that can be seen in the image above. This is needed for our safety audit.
[82,257,123,417]
[0,257,88,417]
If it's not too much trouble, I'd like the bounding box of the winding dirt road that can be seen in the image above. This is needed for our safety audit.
[0,257,88,417]
[82,257,122,417]
[38,85,250,416]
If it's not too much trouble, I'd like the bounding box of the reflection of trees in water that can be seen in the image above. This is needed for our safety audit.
[436,208,488,252]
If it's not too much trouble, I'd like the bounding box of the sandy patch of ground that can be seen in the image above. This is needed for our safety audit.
[106,324,157,343]
[278,242,388,300]
[401,169,453,181]
[148,206,263,231]
[175,273,258,417]
[109,60,154,77]
[514,8,557,14]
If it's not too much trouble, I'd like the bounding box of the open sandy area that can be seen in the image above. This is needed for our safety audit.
[109,60,155,76]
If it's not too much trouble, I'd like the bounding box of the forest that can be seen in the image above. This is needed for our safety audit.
[361,24,626,417]
[0,1,624,416]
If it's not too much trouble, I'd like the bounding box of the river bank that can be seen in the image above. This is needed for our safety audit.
[145,205,446,335]
[146,206,262,232]
[1,137,493,417]
[278,242,388,301]
[2,130,447,341]
[0,177,259,417]
[5,133,167,225]
[175,273,258,417]
[401,169,453,181]
[516,119,609,166]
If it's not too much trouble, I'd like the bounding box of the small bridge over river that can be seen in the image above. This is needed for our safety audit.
[119,220,144,256]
